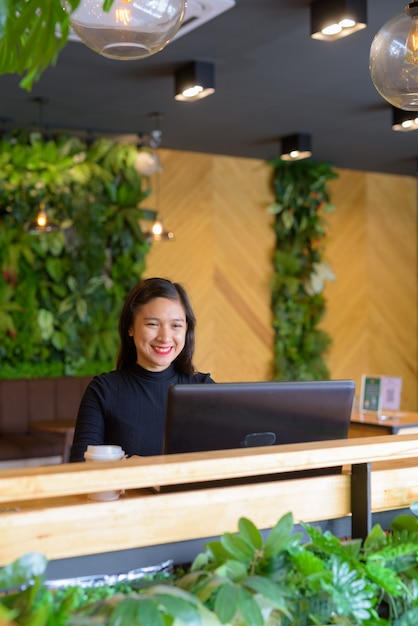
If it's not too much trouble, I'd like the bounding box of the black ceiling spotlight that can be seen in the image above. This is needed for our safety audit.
[310,0,367,41]
[174,61,215,102]
[392,106,418,132]
[280,133,312,161]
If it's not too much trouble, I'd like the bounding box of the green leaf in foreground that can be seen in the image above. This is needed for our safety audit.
[0,552,47,589]
[214,582,239,623]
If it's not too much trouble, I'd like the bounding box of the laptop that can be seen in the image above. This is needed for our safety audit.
[158,380,355,491]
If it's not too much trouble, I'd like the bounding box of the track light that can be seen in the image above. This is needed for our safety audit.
[280,134,312,161]
[311,0,367,41]
[392,106,418,131]
[174,61,215,101]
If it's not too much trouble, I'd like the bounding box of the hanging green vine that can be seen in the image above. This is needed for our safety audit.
[268,159,338,381]
[0,132,152,379]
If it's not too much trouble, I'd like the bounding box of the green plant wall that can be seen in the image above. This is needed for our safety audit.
[0,132,151,379]
[269,159,338,381]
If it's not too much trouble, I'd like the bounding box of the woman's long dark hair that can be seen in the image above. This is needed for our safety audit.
[117,277,196,374]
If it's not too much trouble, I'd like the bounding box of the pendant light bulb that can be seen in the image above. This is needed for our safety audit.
[115,0,132,27]
[370,2,418,109]
[36,209,48,228]
[65,0,187,61]
[26,204,59,234]
[151,216,164,237]
[405,14,418,65]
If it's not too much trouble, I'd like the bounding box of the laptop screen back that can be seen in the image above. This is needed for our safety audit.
[163,380,355,455]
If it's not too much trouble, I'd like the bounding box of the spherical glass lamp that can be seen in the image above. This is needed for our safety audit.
[66,0,187,61]
[370,2,418,110]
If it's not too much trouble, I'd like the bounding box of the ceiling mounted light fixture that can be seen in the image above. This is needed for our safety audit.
[392,105,418,131]
[65,0,186,61]
[174,61,215,101]
[280,134,312,161]
[310,0,367,41]
[370,2,418,110]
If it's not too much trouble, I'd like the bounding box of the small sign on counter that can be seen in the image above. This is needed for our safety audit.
[360,375,402,412]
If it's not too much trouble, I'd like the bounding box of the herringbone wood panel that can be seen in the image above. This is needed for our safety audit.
[323,171,417,410]
[145,150,275,382]
[145,151,417,409]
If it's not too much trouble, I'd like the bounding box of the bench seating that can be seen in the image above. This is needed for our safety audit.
[0,376,91,466]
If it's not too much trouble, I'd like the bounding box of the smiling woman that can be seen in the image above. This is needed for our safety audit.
[69,277,215,462]
[128,298,188,372]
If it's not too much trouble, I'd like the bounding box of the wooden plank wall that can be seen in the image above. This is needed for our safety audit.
[144,150,417,410]
[323,171,417,411]
[144,150,276,382]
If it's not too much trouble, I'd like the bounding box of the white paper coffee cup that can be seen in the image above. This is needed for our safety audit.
[84,445,125,501]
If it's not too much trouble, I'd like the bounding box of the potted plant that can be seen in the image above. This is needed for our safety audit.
[2,508,418,625]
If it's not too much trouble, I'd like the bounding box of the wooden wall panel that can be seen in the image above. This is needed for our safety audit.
[143,150,215,375]
[144,150,417,409]
[323,171,417,409]
[321,171,370,394]
[211,156,275,382]
[144,151,275,382]
[366,174,417,409]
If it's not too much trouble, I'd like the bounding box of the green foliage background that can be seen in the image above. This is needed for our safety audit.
[269,159,338,381]
[0,132,151,379]
[0,133,339,381]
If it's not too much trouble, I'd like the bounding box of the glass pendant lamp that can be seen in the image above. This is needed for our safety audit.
[370,2,418,109]
[26,204,59,234]
[66,0,187,60]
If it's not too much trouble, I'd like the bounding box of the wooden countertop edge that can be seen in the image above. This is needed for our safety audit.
[0,435,417,502]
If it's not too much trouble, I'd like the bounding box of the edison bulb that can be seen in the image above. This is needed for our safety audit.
[36,210,47,228]
[370,2,418,110]
[405,14,418,65]
[151,217,163,236]
[66,0,187,61]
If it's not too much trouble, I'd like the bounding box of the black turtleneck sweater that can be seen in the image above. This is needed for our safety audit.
[69,364,214,462]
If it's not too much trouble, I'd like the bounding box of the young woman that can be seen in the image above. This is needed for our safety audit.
[70,278,214,462]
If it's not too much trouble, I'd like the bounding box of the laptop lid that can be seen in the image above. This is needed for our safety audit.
[163,380,355,455]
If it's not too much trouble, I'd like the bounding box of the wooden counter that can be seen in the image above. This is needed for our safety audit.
[349,410,418,437]
[1,435,418,568]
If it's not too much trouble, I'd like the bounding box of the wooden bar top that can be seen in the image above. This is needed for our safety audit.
[0,434,418,503]
[350,410,418,437]
[0,436,418,565]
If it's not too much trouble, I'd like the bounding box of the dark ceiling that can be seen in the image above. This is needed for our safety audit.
[0,0,417,177]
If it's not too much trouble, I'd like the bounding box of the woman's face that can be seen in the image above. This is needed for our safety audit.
[128,297,187,371]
